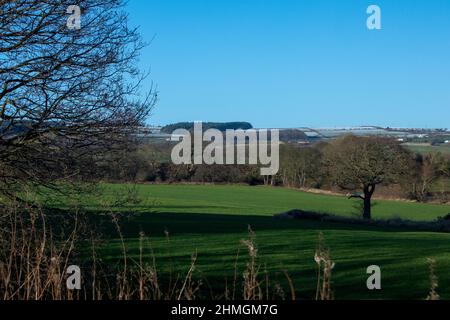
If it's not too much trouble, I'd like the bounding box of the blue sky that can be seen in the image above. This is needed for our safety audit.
[127,0,450,128]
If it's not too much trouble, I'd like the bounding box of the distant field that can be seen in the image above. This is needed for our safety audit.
[48,184,450,299]
[404,143,450,155]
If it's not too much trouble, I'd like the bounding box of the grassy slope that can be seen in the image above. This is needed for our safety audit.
[52,184,450,299]
[85,184,450,221]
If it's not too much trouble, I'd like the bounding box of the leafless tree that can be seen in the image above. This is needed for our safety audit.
[279,144,323,188]
[0,0,156,197]
[410,152,449,202]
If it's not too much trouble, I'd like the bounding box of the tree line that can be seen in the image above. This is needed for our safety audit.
[161,122,253,134]
[102,136,450,220]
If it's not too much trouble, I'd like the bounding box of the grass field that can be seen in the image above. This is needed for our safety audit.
[56,184,450,221]
[49,184,450,300]
[404,143,450,155]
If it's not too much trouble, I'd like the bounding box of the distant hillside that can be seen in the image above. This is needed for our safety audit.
[161,122,253,133]
[279,129,308,142]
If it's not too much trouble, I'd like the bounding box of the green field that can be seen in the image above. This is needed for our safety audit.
[51,184,450,300]
[59,184,450,221]
[404,143,450,155]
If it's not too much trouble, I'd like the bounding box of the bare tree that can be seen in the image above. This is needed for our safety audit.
[410,152,448,202]
[323,135,410,220]
[0,0,156,196]
[280,144,323,188]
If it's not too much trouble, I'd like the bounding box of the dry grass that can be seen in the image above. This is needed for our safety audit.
[241,226,262,300]
[0,199,302,300]
[426,258,440,301]
[0,201,79,300]
[314,233,335,300]
[0,200,445,301]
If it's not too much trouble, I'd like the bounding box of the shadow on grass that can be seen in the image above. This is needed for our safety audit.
[50,208,450,238]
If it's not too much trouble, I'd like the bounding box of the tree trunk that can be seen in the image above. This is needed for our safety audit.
[362,184,376,220]
[363,195,372,220]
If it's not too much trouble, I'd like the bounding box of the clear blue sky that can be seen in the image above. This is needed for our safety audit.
[127,0,450,128]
